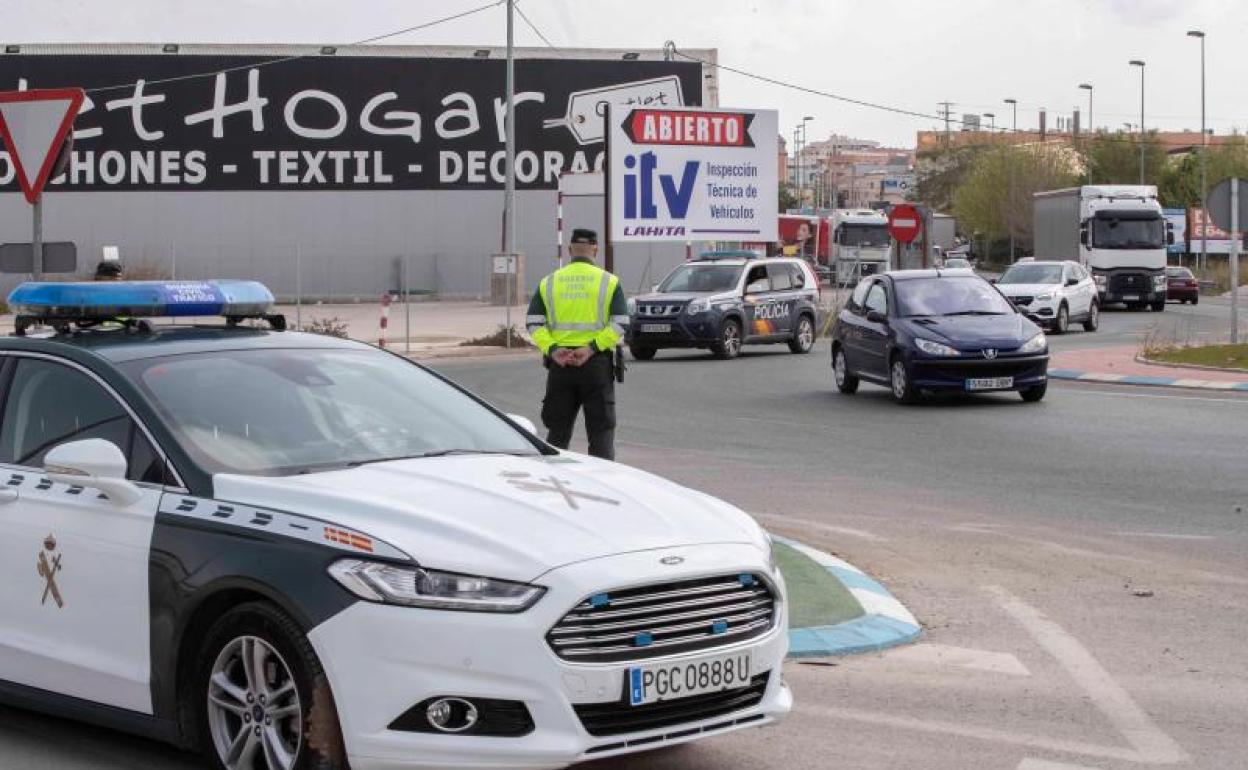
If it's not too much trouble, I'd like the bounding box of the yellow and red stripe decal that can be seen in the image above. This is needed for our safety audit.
[324,526,374,553]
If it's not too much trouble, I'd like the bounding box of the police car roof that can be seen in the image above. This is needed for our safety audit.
[0,326,365,363]
[885,268,979,281]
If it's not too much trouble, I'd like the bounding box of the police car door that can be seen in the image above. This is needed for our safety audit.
[0,355,166,713]
[761,262,798,337]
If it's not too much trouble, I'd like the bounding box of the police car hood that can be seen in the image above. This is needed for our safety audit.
[635,291,734,303]
[212,454,767,582]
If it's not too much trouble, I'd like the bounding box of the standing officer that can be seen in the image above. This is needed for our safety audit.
[526,228,629,460]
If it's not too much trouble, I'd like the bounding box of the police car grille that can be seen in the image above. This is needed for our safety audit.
[637,304,684,318]
[547,574,776,663]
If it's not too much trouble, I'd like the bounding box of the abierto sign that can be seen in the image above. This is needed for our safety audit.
[608,106,777,242]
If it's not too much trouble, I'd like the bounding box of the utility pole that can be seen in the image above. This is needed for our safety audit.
[503,0,516,347]
[1130,60,1146,185]
[801,116,813,209]
[937,102,954,147]
[1004,98,1018,261]
[1188,30,1207,272]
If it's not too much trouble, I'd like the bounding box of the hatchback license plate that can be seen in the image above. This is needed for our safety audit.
[628,651,753,706]
[640,323,671,333]
[966,376,1014,391]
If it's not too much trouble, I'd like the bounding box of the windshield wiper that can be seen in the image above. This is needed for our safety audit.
[940,310,1008,316]
[413,448,536,459]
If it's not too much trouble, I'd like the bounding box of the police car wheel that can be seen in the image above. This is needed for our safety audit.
[630,345,657,361]
[788,315,815,354]
[712,319,743,359]
[193,601,347,770]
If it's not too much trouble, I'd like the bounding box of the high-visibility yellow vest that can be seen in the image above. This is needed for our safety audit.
[535,261,620,351]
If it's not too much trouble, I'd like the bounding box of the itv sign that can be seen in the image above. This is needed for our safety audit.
[609,106,777,243]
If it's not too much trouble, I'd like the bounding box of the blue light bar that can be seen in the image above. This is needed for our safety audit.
[7,280,275,320]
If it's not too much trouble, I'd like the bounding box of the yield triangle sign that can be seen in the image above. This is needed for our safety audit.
[0,88,85,204]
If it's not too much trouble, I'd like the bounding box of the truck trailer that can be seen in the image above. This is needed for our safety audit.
[1033,185,1171,310]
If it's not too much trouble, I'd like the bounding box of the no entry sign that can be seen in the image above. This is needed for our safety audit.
[887,204,922,244]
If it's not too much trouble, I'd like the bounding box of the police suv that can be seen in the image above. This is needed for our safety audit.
[627,253,821,360]
[0,281,790,770]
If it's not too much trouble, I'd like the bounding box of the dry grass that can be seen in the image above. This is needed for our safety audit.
[1147,344,1248,370]
[299,316,350,338]
[460,325,534,348]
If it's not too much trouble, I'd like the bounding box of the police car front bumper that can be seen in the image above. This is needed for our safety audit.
[308,543,791,770]
[627,315,723,348]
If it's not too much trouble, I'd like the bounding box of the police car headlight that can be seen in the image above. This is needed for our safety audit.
[627,298,637,314]
[914,337,960,357]
[328,559,545,612]
[1019,332,1047,354]
[686,299,711,315]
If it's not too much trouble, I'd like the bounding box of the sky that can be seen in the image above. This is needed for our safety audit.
[6,0,1248,148]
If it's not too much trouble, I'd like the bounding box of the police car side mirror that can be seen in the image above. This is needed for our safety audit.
[506,414,538,435]
[44,439,143,507]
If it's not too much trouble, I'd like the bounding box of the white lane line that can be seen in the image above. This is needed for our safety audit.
[754,512,886,542]
[792,704,1144,763]
[1018,759,1103,770]
[1060,388,1248,405]
[1115,531,1216,541]
[885,642,1031,676]
[986,585,1189,764]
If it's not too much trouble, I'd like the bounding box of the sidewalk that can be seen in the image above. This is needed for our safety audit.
[1050,344,1248,391]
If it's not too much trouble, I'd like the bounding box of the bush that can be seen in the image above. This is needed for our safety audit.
[300,316,350,338]
[460,325,534,348]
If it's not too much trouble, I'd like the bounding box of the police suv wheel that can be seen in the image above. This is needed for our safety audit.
[789,315,815,354]
[630,345,657,361]
[192,602,347,770]
[712,319,742,359]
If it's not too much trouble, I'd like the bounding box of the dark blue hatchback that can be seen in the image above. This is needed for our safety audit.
[830,269,1049,403]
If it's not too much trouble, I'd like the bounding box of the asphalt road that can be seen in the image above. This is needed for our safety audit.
[2,301,1244,770]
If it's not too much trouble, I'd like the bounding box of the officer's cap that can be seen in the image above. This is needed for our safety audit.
[570,228,599,245]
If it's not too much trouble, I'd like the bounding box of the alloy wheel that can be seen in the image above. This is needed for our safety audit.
[891,360,908,400]
[207,636,302,770]
[796,319,814,350]
[724,324,741,356]
[834,350,847,386]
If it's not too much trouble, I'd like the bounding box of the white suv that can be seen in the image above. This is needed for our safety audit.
[995,259,1099,334]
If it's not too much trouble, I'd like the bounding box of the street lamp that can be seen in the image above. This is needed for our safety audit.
[800,116,813,208]
[983,112,995,132]
[1003,98,1017,132]
[1078,83,1093,135]
[1188,30,1207,271]
[1129,59,1146,185]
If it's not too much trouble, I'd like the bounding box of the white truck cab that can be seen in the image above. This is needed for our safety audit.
[830,209,893,287]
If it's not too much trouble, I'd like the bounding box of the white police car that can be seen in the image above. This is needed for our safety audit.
[0,281,789,770]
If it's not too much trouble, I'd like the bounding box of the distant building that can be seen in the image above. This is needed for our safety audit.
[791,134,915,208]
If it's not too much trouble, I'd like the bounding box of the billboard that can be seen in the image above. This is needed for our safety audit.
[1163,207,1187,255]
[608,106,778,242]
[0,54,702,192]
[1189,207,1244,254]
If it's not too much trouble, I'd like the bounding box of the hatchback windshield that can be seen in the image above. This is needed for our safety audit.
[122,348,540,475]
[894,277,1015,317]
[1091,215,1165,249]
[999,263,1063,284]
[658,264,743,293]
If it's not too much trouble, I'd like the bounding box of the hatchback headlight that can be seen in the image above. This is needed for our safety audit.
[1019,332,1047,354]
[686,298,711,315]
[914,337,960,357]
[328,559,545,613]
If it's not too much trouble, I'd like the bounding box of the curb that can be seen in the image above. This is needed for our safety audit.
[1049,368,1248,392]
[1132,354,1248,376]
[405,346,535,361]
[773,536,921,658]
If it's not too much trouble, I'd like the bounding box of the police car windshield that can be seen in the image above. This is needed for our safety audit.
[894,277,1015,317]
[121,348,542,476]
[657,264,743,293]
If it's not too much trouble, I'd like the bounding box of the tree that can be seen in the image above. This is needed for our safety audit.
[778,182,798,213]
[952,144,1079,254]
[1080,131,1168,186]
[914,145,986,213]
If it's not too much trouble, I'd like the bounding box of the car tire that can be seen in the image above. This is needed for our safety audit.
[630,346,656,361]
[833,346,858,394]
[191,601,347,770]
[889,355,919,405]
[788,315,815,354]
[1192,295,1199,305]
[1053,303,1069,334]
[1151,300,1165,312]
[1020,382,1047,402]
[711,319,743,360]
[1082,301,1099,332]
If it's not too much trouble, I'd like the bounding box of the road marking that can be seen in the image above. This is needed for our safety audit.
[1115,531,1216,541]
[885,642,1031,676]
[986,585,1188,764]
[754,512,885,541]
[1017,759,1103,770]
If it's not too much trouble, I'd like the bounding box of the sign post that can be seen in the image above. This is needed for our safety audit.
[1205,177,1248,343]
[0,88,85,279]
[607,106,779,245]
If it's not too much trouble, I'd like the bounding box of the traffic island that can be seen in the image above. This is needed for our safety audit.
[772,536,921,658]
[1050,344,1248,392]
